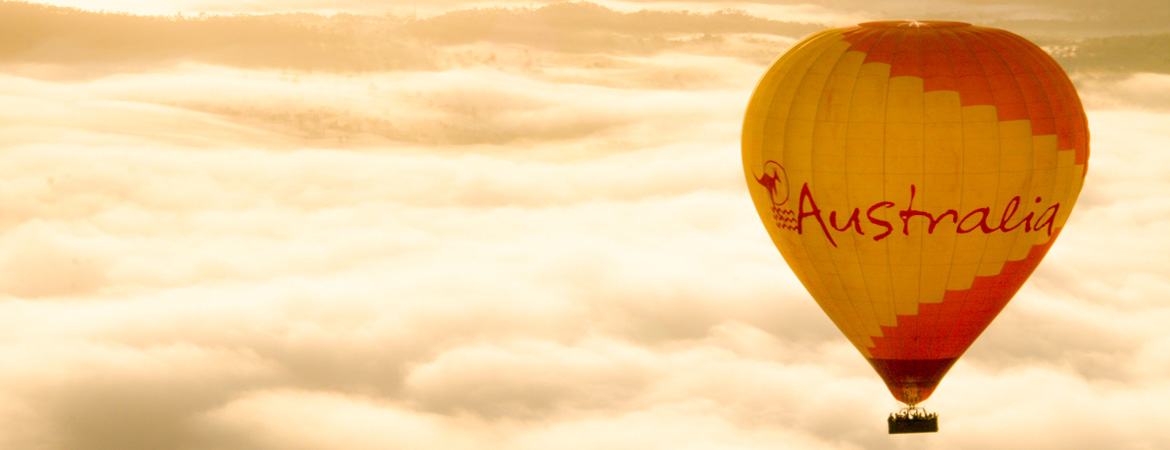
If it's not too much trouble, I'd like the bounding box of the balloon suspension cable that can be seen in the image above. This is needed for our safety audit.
[887,404,938,434]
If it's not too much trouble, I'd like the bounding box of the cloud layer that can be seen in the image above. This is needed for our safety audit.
[5,1,1170,80]
[2,2,1169,449]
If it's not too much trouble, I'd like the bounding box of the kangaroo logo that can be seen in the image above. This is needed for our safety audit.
[754,161,796,230]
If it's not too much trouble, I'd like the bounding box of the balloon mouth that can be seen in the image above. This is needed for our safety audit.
[867,358,959,405]
[858,20,972,28]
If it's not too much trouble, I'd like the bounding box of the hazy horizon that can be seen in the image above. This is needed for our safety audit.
[2,1,1169,449]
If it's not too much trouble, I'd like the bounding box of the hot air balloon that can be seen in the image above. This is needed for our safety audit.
[742,21,1088,433]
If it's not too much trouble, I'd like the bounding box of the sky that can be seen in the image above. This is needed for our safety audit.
[1,0,1168,449]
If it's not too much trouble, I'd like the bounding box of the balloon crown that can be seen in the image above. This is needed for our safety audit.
[858,20,971,28]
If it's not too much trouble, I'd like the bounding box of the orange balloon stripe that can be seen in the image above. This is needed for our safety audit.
[955,29,1030,120]
[867,227,1061,360]
[921,31,958,91]
[989,31,1090,169]
[840,26,1088,163]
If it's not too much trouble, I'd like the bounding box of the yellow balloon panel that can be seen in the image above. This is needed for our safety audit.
[743,22,1088,404]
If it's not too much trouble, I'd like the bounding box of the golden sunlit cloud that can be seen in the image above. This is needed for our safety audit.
[1,1,1169,449]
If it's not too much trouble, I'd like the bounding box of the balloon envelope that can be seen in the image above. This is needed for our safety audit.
[742,21,1088,405]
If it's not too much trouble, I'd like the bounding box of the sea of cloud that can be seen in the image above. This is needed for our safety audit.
[1,3,1169,450]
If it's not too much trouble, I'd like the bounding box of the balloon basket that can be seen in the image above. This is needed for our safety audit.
[888,406,938,434]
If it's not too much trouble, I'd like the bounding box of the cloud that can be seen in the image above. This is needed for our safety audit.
[0,2,439,78]
[2,2,1170,450]
[0,1,819,80]
[1075,73,1170,111]
[617,0,1170,36]
[13,0,1170,39]
[5,1,1170,86]
[0,339,277,450]
[196,390,488,450]
[407,2,822,47]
